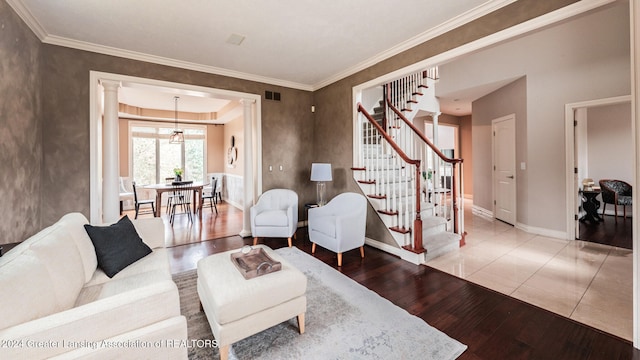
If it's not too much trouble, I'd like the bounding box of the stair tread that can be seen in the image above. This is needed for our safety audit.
[390,226,411,234]
[423,231,461,250]
[421,216,447,228]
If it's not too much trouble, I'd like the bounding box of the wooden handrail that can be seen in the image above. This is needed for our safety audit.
[385,84,463,238]
[357,103,424,253]
[386,85,462,165]
[358,103,420,167]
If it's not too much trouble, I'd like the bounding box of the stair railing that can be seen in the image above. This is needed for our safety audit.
[385,86,465,239]
[357,103,425,254]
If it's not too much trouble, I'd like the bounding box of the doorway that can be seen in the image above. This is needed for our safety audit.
[492,114,516,225]
[565,95,632,246]
[89,71,262,238]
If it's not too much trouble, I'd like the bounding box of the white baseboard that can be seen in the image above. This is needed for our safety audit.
[470,204,567,240]
[472,205,493,219]
[364,238,423,265]
[225,199,243,210]
[515,222,567,240]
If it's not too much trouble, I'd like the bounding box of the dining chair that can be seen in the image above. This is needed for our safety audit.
[165,177,181,214]
[212,175,223,204]
[119,177,134,215]
[169,183,194,225]
[132,181,156,219]
[201,177,218,214]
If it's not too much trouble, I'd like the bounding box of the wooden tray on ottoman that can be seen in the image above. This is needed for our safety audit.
[230,247,282,279]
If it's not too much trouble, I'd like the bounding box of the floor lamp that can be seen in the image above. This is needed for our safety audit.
[311,163,332,206]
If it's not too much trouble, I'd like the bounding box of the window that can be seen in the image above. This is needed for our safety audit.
[130,122,206,184]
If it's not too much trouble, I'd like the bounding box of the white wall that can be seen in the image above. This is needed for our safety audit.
[438,1,630,232]
[587,103,633,184]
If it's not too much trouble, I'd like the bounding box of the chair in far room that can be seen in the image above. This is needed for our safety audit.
[168,183,194,225]
[119,177,134,215]
[201,177,218,214]
[132,181,156,219]
[599,179,632,222]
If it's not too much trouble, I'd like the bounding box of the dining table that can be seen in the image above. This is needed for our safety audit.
[143,181,208,219]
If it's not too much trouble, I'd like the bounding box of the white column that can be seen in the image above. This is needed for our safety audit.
[101,80,121,223]
[239,98,255,237]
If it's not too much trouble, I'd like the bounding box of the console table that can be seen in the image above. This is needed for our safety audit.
[581,190,603,223]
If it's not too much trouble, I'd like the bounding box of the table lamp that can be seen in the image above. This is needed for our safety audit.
[310,163,332,206]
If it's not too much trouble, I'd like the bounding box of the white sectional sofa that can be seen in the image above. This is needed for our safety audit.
[0,213,187,359]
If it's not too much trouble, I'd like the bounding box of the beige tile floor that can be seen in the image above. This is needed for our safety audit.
[425,203,633,340]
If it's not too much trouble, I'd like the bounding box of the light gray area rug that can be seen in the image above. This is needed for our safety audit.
[173,246,467,359]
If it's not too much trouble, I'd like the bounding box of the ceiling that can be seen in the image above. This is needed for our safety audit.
[8,0,518,117]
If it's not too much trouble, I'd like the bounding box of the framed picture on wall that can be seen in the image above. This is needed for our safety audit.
[227,136,238,168]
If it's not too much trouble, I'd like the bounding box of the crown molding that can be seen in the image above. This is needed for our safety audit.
[7,0,613,92]
[7,0,313,91]
[7,0,517,92]
[43,35,315,91]
[311,0,519,90]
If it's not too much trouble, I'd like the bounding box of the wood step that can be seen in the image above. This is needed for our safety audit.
[351,167,366,171]
[358,180,375,184]
[390,226,411,234]
[368,194,386,200]
[378,209,398,216]
[412,92,423,96]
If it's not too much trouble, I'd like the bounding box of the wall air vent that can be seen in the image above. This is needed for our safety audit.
[265,91,281,102]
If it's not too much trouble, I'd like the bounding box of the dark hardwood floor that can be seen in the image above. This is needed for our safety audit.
[579,213,632,250]
[163,203,639,359]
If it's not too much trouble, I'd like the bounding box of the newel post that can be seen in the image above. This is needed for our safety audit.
[413,163,424,252]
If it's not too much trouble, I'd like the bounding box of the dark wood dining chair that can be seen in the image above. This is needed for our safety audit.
[165,177,181,214]
[169,183,193,225]
[132,181,156,219]
[201,178,218,214]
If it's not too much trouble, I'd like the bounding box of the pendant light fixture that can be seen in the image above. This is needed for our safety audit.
[169,96,184,144]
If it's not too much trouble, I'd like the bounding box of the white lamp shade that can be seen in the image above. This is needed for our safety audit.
[310,163,332,182]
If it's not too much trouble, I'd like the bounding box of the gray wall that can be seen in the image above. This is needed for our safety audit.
[472,77,528,221]
[587,103,633,184]
[0,1,42,244]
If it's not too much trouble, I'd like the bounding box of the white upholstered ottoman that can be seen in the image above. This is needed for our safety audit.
[197,245,307,360]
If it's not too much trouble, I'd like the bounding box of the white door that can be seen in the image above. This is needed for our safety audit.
[492,115,516,225]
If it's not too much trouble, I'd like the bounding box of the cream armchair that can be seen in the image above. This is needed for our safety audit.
[308,192,367,266]
[250,189,299,247]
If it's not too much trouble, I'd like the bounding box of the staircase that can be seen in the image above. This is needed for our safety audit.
[354,68,465,264]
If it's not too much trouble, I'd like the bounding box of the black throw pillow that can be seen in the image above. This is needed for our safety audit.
[84,215,152,278]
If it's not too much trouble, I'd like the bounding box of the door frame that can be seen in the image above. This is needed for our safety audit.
[492,114,517,225]
[564,95,631,241]
[89,71,263,225]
